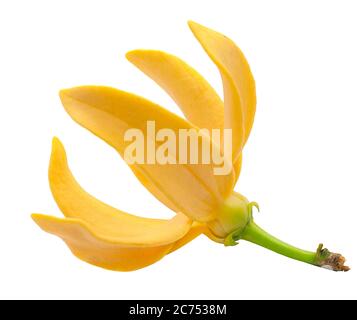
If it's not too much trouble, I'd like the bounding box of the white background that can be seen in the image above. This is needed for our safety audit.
[0,0,356,300]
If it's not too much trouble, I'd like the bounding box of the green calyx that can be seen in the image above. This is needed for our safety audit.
[224,201,260,246]
[207,192,251,240]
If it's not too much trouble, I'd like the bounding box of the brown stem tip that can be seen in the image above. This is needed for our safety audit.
[319,252,350,272]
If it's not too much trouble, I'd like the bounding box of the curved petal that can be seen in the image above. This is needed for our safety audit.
[33,138,193,271]
[59,86,235,222]
[126,47,242,183]
[32,214,189,271]
[188,21,256,163]
[126,50,224,132]
[49,137,192,240]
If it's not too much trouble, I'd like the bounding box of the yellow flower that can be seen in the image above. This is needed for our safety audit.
[32,21,348,272]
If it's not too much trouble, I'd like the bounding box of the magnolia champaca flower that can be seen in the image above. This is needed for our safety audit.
[32,21,348,271]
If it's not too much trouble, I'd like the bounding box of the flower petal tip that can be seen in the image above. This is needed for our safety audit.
[187,20,199,29]
[125,50,137,61]
[51,136,63,150]
[31,213,40,223]
[50,136,67,167]
[58,88,70,101]
[31,213,58,233]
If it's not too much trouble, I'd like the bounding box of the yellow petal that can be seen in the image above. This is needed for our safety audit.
[49,137,191,242]
[126,50,224,132]
[188,21,256,163]
[35,138,193,271]
[169,222,206,253]
[32,214,190,271]
[59,86,235,222]
[234,155,242,184]
[126,49,243,183]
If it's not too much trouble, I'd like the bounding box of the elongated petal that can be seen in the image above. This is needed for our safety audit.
[126,50,224,132]
[126,49,243,183]
[188,21,256,163]
[33,138,193,271]
[59,86,235,221]
[49,137,191,243]
[32,214,189,271]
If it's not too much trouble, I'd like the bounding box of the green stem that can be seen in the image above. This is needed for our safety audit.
[240,220,349,271]
[241,221,315,264]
